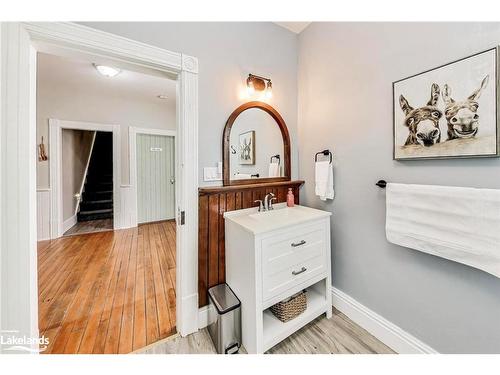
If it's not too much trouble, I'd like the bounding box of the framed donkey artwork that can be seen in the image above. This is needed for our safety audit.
[393,47,499,160]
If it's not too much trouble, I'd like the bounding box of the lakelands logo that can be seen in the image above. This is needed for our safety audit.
[0,330,49,353]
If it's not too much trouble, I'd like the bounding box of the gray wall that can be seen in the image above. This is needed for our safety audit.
[80,22,298,186]
[61,129,94,221]
[298,23,500,353]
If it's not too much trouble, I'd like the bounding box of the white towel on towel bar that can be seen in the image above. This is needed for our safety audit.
[386,183,500,278]
[315,161,334,201]
[268,162,280,177]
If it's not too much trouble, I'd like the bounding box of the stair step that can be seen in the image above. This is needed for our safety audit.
[78,208,113,221]
[80,199,113,211]
[82,191,113,201]
[79,208,113,215]
[84,182,113,192]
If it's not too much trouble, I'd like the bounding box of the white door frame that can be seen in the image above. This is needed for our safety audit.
[129,127,177,227]
[49,119,121,238]
[0,22,199,350]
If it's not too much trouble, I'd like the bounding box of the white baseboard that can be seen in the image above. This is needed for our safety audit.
[62,214,77,233]
[331,287,437,354]
[198,304,214,330]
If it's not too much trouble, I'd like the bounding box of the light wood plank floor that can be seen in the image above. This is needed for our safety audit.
[38,220,176,354]
[63,219,113,236]
[137,308,395,354]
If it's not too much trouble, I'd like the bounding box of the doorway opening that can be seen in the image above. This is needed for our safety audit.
[62,130,114,236]
[36,50,179,353]
[1,23,199,354]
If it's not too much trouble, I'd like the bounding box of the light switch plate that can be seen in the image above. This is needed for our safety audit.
[203,166,222,181]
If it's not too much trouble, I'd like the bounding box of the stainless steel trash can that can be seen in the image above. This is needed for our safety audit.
[207,283,241,354]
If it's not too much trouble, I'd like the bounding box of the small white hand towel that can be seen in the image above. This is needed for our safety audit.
[268,162,280,177]
[315,161,334,201]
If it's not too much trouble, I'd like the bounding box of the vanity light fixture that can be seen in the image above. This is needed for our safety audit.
[246,74,272,98]
[93,64,121,78]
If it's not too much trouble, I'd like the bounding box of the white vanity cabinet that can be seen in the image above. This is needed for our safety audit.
[224,204,332,354]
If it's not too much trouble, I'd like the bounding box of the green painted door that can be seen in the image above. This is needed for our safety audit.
[137,134,175,224]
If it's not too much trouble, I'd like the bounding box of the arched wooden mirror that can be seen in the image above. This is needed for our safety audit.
[223,101,291,186]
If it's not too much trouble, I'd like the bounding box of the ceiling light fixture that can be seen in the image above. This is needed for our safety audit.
[246,74,272,99]
[93,64,121,78]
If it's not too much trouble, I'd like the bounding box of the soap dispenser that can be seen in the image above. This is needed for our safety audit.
[287,188,295,207]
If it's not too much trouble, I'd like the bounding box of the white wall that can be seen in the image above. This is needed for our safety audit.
[298,22,500,353]
[80,22,299,186]
[36,57,176,188]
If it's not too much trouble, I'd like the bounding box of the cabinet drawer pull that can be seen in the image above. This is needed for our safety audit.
[292,267,307,276]
[291,240,306,247]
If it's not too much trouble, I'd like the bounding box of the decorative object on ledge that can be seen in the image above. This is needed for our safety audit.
[314,149,332,164]
[198,180,304,307]
[38,136,48,161]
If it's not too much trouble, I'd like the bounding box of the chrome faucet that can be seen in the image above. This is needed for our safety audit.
[264,193,277,211]
[254,193,277,212]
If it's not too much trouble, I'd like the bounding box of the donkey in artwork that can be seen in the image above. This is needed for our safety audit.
[441,75,489,140]
[399,83,442,147]
[240,138,252,161]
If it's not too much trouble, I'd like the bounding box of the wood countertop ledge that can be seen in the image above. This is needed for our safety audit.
[198,180,305,195]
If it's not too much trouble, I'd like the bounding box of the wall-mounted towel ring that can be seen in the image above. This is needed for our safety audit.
[315,149,332,164]
[270,154,280,165]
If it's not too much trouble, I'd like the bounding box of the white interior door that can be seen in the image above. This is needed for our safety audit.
[137,133,175,224]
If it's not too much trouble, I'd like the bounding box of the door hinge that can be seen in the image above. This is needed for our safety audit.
[180,210,185,225]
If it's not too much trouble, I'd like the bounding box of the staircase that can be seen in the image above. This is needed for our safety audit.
[77,132,114,222]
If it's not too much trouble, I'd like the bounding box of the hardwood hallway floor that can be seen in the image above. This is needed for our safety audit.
[37,220,176,354]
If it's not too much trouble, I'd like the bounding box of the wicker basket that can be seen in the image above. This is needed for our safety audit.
[270,291,307,322]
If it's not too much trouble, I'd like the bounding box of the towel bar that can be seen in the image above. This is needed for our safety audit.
[315,149,332,164]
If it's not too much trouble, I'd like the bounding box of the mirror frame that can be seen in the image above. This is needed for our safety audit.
[222,101,291,186]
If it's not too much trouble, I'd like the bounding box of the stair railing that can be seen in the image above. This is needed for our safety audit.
[75,131,97,216]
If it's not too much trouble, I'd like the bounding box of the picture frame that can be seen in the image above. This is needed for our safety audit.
[392,47,499,160]
[239,130,255,165]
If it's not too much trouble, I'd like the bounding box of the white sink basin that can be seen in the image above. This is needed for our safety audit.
[224,204,331,235]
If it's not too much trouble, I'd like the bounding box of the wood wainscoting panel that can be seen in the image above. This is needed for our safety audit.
[198,180,304,307]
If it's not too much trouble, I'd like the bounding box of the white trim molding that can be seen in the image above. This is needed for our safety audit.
[0,22,199,348]
[62,214,77,234]
[49,119,121,238]
[36,189,51,241]
[331,287,438,354]
[129,126,177,228]
[198,305,214,330]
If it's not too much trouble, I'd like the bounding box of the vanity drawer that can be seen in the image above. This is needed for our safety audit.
[262,224,326,271]
[262,253,325,301]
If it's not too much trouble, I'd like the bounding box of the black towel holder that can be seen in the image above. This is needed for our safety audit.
[315,149,332,164]
[375,180,387,188]
[270,154,280,165]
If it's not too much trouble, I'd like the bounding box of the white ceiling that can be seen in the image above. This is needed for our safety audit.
[37,52,177,103]
[274,22,311,34]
